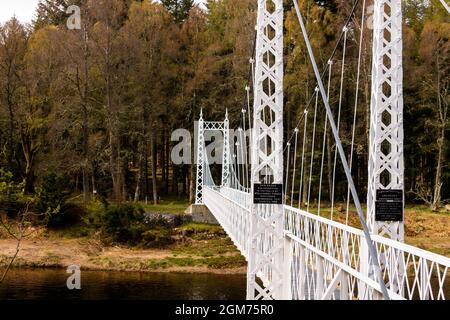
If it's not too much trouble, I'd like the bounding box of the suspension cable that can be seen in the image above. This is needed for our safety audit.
[246,31,257,122]
[290,128,299,206]
[307,88,319,212]
[293,0,391,300]
[235,142,241,185]
[239,128,247,188]
[284,0,363,149]
[346,0,367,225]
[318,61,333,216]
[285,142,291,202]
[438,0,450,13]
[242,109,249,188]
[298,109,308,209]
[330,27,349,221]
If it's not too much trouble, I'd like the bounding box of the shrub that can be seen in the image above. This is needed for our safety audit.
[35,173,72,226]
[95,204,146,245]
[86,203,177,247]
[47,203,86,229]
[141,229,173,247]
[0,169,27,217]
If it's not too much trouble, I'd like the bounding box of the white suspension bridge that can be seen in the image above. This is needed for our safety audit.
[194,0,450,300]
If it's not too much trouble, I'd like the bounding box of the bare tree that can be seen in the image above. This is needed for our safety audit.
[0,201,37,283]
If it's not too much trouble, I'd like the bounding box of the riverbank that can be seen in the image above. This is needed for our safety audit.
[1,204,448,276]
[0,224,247,275]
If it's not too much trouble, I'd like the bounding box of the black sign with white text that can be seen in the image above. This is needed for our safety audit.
[375,189,403,222]
[253,184,283,204]
[376,189,403,202]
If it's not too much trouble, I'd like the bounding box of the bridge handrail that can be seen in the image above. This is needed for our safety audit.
[283,204,449,300]
[283,205,363,235]
[219,187,251,210]
[371,234,450,267]
[284,232,405,300]
[284,205,450,268]
[221,186,251,197]
[217,187,251,212]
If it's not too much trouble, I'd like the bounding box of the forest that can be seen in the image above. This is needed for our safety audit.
[0,0,448,220]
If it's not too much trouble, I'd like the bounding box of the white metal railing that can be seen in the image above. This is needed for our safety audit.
[220,187,251,210]
[202,189,450,300]
[204,187,251,259]
[284,205,450,300]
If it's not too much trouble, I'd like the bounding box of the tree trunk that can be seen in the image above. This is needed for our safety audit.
[92,169,96,194]
[7,95,14,174]
[20,128,36,194]
[151,127,158,205]
[183,167,188,196]
[134,106,148,202]
[189,164,195,203]
[165,130,170,194]
[103,24,122,202]
[173,165,179,197]
[161,129,166,194]
[432,127,445,210]
[81,27,90,204]
[144,139,149,198]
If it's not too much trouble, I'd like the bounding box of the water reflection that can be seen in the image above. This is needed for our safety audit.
[0,269,246,300]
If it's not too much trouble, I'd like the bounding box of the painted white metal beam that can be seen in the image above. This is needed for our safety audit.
[247,0,286,300]
[367,0,405,242]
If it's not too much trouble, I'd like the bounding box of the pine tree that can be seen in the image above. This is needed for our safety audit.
[33,0,69,29]
[33,0,91,30]
[161,0,195,23]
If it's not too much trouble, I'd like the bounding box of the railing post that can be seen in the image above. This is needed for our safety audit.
[358,236,369,300]
[397,249,406,298]
[283,235,293,299]
[315,255,324,299]
[341,232,350,300]
[298,244,306,299]
[420,258,429,300]
[340,271,349,300]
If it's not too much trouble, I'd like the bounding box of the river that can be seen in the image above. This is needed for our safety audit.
[0,268,246,300]
[2,268,447,300]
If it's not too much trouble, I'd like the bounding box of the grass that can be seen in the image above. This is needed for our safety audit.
[169,222,244,268]
[172,237,236,257]
[137,198,191,214]
[46,225,93,239]
[179,222,224,233]
[77,223,246,272]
